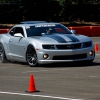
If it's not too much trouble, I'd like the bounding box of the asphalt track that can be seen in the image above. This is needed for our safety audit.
[0,37,100,100]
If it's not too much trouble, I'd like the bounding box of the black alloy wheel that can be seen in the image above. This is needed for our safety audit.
[26,46,38,67]
[0,43,7,63]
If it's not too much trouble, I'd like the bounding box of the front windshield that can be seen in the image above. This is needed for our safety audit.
[26,24,72,37]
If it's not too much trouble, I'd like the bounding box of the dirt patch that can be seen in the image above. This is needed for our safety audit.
[0,21,100,28]
[61,21,100,26]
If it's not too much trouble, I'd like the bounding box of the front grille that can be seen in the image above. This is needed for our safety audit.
[42,41,92,50]
[52,53,87,60]
[56,43,81,49]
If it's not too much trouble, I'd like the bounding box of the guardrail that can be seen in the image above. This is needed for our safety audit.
[0,26,100,37]
[67,26,100,37]
[0,29,9,34]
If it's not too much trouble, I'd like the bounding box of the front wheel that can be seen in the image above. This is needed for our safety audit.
[87,59,94,63]
[26,46,38,67]
[0,43,8,63]
[83,59,94,65]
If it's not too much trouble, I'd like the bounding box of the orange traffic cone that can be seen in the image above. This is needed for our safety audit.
[94,44,99,52]
[27,74,36,92]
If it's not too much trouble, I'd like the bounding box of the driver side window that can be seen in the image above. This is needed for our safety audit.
[9,27,24,37]
[14,27,24,37]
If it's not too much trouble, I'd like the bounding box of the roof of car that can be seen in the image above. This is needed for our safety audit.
[14,21,61,27]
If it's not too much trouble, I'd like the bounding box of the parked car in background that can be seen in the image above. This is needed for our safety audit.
[0,21,95,67]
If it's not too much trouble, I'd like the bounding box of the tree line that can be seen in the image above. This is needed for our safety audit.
[0,0,100,23]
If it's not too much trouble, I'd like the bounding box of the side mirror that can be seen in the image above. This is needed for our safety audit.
[70,30,76,34]
[14,33,23,37]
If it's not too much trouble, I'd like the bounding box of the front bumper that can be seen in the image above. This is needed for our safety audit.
[37,46,95,64]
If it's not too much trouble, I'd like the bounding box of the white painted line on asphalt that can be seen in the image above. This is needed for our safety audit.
[0,91,83,100]
[22,68,69,73]
[22,69,50,73]
[89,75,100,78]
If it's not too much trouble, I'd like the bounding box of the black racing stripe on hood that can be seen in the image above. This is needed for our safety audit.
[47,34,67,43]
[65,35,79,42]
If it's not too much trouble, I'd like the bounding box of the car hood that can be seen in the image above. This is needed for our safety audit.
[29,34,91,44]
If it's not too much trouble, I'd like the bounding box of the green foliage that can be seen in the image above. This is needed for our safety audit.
[0,0,100,23]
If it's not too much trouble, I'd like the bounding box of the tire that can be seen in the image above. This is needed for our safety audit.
[0,43,8,63]
[87,59,93,63]
[26,45,38,67]
[83,59,94,65]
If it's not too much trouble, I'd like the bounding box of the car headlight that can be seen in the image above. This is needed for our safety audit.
[42,45,56,49]
[82,41,92,48]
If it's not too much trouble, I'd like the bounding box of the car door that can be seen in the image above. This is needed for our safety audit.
[8,27,27,61]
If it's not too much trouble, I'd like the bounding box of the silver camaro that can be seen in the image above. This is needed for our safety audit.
[0,21,95,67]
